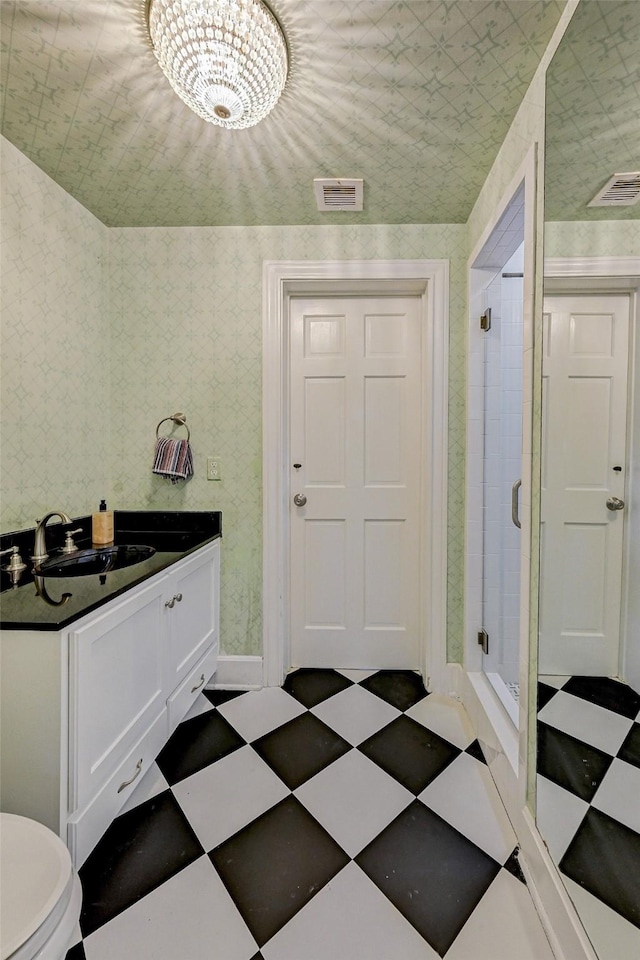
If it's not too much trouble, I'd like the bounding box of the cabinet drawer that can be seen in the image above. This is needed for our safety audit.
[68,709,167,869]
[167,643,219,734]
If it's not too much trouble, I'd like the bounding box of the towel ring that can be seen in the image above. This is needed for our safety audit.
[156,413,190,442]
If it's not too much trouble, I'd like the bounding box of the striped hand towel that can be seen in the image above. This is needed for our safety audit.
[152,437,194,484]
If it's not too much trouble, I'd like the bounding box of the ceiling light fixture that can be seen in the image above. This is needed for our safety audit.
[147,0,288,129]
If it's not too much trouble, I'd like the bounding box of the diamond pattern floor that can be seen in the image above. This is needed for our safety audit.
[66,670,555,960]
[537,676,640,956]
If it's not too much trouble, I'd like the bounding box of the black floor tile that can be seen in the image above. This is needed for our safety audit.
[210,796,349,947]
[79,791,203,937]
[65,942,86,960]
[252,712,352,789]
[356,801,500,956]
[283,668,353,707]
[560,807,640,930]
[562,676,640,719]
[503,847,526,884]
[465,739,487,764]
[359,670,428,711]
[537,681,559,712]
[203,688,247,707]
[536,721,613,802]
[618,722,640,768]
[359,714,459,794]
[156,709,245,785]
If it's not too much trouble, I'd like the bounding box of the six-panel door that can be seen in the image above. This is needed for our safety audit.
[289,296,422,669]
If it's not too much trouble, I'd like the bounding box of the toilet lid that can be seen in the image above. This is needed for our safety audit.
[0,813,73,960]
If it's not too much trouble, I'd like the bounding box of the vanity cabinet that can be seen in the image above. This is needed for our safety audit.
[0,540,219,868]
[164,542,220,732]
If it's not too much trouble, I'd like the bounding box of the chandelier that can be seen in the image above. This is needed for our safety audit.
[147,0,288,129]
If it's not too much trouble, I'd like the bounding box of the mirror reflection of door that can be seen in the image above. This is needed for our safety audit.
[538,1,640,955]
[539,293,631,677]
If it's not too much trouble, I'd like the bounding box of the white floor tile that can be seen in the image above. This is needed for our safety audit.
[418,752,516,864]
[539,675,570,690]
[217,686,306,742]
[295,750,412,857]
[310,683,400,745]
[591,758,640,834]
[117,761,169,816]
[172,744,289,850]
[445,870,555,960]
[261,862,439,960]
[336,669,378,682]
[564,877,640,960]
[405,694,475,749]
[83,856,258,960]
[538,690,633,756]
[182,691,214,722]
[535,774,589,864]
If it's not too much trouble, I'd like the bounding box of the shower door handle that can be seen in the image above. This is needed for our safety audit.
[511,479,521,529]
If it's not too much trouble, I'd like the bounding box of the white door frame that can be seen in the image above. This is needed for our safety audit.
[262,259,449,688]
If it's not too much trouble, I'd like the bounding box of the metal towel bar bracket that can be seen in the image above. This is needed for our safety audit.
[156,412,190,442]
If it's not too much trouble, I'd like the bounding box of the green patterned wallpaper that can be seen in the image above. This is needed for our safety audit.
[545,220,640,258]
[108,223,467,656]
[1,135,467,659]
[0,0,565,228]
[0,137,111,531]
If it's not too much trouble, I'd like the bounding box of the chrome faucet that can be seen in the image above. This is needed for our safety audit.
[32,511,73,564]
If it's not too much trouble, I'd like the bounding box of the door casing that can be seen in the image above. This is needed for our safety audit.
[262,259,449,688]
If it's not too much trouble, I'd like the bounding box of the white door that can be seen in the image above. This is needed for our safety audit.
[289,296,422,669]
[539,293,630,675]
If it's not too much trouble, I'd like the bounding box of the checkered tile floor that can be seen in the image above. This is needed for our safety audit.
[537,675,640,958]
[66,670,554,960]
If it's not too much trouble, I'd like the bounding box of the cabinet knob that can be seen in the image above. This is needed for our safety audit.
[175,592,183,603]
[165,597,175,609]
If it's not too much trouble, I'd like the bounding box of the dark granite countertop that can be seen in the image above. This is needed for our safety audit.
[0,511,221,631]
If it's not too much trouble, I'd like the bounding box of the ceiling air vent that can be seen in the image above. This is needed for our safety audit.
[314,178,364,212]
[588,172,640,207]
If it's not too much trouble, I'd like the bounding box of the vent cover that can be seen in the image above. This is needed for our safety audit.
[588,172,640,207]
[314,178,364,211]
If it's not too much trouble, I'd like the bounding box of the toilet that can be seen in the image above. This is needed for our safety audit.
[0,814,82,960]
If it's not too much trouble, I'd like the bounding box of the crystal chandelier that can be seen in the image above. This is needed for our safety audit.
[147,0,288,129]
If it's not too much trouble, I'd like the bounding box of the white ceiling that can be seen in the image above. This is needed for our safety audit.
[0,0,566,227]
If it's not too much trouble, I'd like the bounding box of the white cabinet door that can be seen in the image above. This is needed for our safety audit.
[164,541,219,695]
[69,573,168,811]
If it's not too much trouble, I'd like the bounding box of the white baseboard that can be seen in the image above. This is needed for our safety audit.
[457,667,597,960]
[518,808,598,960]
[209,655,263,690]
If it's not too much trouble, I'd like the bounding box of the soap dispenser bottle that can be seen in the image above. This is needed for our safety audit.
[92,499,114,546]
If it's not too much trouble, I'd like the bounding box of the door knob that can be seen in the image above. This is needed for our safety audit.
[293,493,307,506]
[606,496,625,511]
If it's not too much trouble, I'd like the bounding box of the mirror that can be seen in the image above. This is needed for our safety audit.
[538,3,640,957]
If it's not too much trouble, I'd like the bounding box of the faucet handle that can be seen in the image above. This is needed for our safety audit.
[0,545,27,572]
[61,528,83,554]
